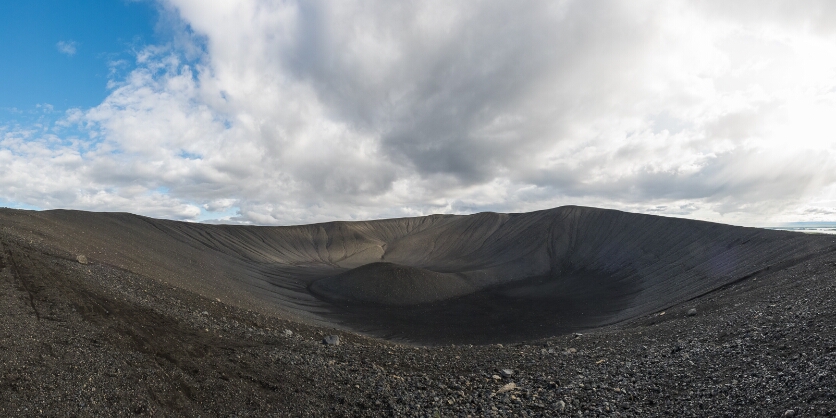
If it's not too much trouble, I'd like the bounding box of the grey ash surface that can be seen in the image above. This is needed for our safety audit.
[1,206,835,416]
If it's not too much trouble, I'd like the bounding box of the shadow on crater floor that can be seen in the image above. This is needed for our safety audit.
[318,269,642,345]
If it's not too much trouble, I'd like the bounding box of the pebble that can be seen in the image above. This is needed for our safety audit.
[283,329,293,337]
[497,383,517,394]
[500,369,514,378]
[76,255,88,264]
[687,308,697,316]
[782,410,796,417]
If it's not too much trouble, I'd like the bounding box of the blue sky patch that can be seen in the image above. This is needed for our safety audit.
[0,0,159,119]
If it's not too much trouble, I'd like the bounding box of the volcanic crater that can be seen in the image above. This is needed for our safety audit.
[3,205,836,416]
[3,205,832,345]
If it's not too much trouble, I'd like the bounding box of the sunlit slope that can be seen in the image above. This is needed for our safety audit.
[1,206,833,342]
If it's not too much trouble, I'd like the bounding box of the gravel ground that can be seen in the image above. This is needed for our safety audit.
[1,232,835,417]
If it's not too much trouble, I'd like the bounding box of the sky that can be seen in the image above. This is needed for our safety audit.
[1,0,836,226]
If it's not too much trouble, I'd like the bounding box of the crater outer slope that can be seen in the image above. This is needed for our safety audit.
[1,206,833,344]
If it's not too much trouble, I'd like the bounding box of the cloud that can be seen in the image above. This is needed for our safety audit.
[802,207,836,215]
[56,40,78,56]
[3,0,836,225]
[203,198,235,212]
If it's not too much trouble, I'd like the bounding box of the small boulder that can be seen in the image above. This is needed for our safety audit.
[687,308,697,317]
[76,255,88,264]
[782,410,796,417]
[323,335,340,346]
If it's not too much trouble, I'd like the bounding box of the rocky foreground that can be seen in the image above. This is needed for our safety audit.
[1,231,836,417]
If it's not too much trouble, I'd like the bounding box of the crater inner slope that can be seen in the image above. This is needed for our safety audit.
[1,206,833,344]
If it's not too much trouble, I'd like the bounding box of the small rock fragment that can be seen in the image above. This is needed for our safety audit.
[497,382,517,394]
[76,255,88,264]
[323,335,340,346]
[565,347,577,354]
[556,400,566,412]
[687,308,697,316]
[283,329,293,337]
[782,410,796,417]
[499,369,514,378]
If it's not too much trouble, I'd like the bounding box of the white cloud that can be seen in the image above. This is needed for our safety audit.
[56,40,78,56]
[3,0,836,225]
[204,198,235,212]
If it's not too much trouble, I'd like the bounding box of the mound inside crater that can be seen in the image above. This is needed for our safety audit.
[309,262,475,305]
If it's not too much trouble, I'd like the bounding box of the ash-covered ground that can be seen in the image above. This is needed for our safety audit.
[1,207,835,416]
